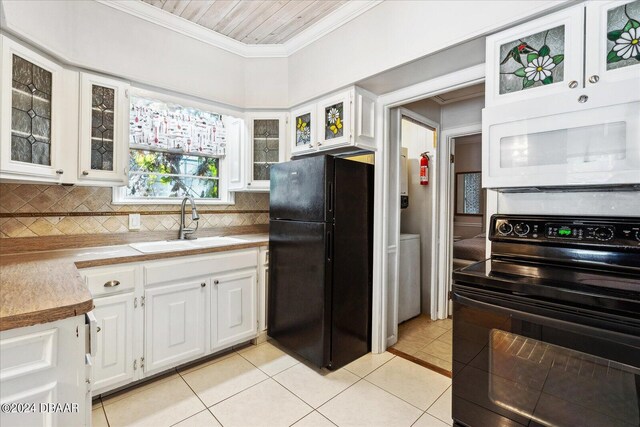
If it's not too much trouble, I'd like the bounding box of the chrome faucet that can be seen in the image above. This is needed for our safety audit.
[178,196,200,240]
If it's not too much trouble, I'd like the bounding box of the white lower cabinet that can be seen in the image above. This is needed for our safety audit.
[0,315,90,427]
[144,280,207,375]
[211,269,257,350]
[92,293,135,393]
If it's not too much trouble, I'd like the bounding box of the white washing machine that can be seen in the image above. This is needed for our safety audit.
[398,233,421,323]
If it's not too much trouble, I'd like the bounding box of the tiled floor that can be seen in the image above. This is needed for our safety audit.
[390,315,453,373]
[93,341,452,427]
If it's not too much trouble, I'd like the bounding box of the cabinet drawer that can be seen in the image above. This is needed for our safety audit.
[82,266,136,297]
[145,249,258,286]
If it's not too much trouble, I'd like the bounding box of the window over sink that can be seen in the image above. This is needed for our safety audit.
[113,92,239,205]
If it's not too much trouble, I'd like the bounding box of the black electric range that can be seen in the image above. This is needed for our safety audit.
[452,215,640,427]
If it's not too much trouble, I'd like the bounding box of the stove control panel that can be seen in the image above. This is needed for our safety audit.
[491,215,640,248]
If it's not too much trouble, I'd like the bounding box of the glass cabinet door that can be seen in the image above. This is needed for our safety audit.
[485,6,585,107]
[1,36,63,180]
[317,91,351,149]
[247,113,286,189]
[79,72,129,183]
[290,104,316,156]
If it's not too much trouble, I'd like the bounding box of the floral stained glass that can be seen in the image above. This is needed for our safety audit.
[325,102,344,140]
[126,149,219,199]
[606,0,640,71]
[253,119,279,181]
[11,55,52,165]
[498,26,565,94]
[295,113,311,147]
[91,85,115,171]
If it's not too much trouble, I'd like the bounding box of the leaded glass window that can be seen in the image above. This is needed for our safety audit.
[295,113,311,146]
[252,119,279,182]
[606,0,640,71]
[324,102,344,140]
[11,54,52,165]
[498,26,565,94]
[456,172,483,215]
[91,85,115,171]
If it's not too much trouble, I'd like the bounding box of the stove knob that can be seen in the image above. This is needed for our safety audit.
[514,223,530,236]
[594,227,614,241]
[635,231,640,242]
[498,222,513,235]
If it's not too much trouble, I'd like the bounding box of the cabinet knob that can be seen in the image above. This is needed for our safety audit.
[214,280,219,285]
[247,183,251,186]
[568,80,578,89]
[317,142,322,146]
[56,169,64,175]
[201,282,206,287]
[309,143,313,149]
[588,75,599,84]
[578,95,589,103]
[97,327,101,333]
[82,170,89,176]
[104,280,120,287]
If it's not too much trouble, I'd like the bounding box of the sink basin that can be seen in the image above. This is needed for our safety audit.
[129,240,196,254]
[129,236,246,253]
[188,236,246,248]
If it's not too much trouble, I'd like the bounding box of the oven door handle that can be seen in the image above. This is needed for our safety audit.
[452,291,639,344]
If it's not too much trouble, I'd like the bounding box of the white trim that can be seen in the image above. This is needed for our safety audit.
[370,64,485,354]
[437,124,482,320]
[97,0,383,58]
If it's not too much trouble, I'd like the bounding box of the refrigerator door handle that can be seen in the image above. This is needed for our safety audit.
[326,230,333,262]
[328,182,333,214]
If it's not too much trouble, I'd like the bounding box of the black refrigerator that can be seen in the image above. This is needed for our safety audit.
[268,155,373,370]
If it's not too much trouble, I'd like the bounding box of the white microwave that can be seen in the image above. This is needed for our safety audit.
[482,89,640,190]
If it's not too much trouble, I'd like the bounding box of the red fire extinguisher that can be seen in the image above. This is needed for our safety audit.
[420,153,429,186]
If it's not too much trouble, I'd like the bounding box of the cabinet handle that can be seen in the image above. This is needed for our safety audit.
[97,327,101,333]
[82,170,89,176]
[56,169,64,175]
[317,142,322,146]
[588,75,599,84]
[214,280,219,285]
[578,95,589,103]
[247,183,251,186]
[201,282,206,287]
[104,280,120,287]
[568,80,578,89]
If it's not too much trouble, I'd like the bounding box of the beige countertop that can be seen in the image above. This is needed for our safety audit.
[0,233,269,332]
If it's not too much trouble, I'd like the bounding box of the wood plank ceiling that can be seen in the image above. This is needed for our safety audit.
[141,0,348,44]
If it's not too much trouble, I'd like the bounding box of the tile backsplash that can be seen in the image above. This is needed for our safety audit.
[0,184,269,238]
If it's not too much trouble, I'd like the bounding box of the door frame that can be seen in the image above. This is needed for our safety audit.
[371,64,486,354]
[436,125,482,320]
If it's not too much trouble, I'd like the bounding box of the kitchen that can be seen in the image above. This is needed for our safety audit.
[1,1,639,427]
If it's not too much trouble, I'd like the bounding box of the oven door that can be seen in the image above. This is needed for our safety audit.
[452,284,640,427]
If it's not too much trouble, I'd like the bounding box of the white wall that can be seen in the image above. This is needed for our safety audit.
[0,0,289,108]
[440,96,484,130]
[288,0,564,105]
[399,118,436,314]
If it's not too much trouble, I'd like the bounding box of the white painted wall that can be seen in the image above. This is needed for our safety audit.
[399,118,436,315]
[440,96,484,130]
[0,0,289,108]
[288,0,564,105]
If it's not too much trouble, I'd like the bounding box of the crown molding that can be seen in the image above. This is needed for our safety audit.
[97,0,382,59]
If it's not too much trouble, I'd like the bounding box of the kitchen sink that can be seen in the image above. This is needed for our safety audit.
[129,236,246,253]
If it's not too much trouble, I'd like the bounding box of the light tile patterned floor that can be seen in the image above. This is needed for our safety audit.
[391,316,453,372]
[94,341,452,427]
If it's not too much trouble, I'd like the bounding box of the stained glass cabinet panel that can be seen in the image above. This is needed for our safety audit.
[78,72,130,184]
[316,91,352,149]
[0,35,64,181]
[485,5,585,107]
[247,113,287,189]
[290,103,317,156]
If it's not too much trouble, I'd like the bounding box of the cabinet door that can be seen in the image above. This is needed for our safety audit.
[227,116,246,191]
[145,280,207,374]
[78,72,129,183]
[353,87,376,150]
[290,103,317,156]
[258,248,269,332]
[485,5,584,107]
[247,113,287,190]
[317,90,352,150]
[0,36,65,181]
[211,269,257,350]
[585,0,640,89]
[92,293,135,393]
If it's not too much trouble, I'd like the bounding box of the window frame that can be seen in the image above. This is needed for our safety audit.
[113,87,242,205]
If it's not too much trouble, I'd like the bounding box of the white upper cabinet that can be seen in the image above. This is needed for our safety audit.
[289,86,376,157]
[0,35,68,182]
[245,112,287,190]
[78,72,130,184]
[485,5,585,107]
[585,0,640,86]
